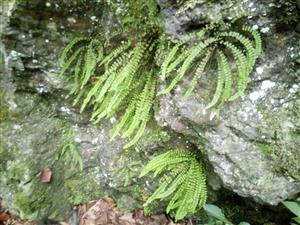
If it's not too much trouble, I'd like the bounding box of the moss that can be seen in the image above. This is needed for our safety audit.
[64,171,102,206]
[257,97,300,180]
[1,155,72,220]
[109,185,148,212]
[0,92,10,122]
[256,142,274,155]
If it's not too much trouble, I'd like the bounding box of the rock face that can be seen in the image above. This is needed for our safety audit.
[157,0,300,205]
[0,0,300,222]
[0,0,180,221]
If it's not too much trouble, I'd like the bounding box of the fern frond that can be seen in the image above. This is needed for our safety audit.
[223,41,248,101]
[110,43,146,91]
[205,51,225,109]
[80,43,98,88]
[141,150,207,221]
[59,47,85,76]
[158,38,218,96]
[122,72,154,138]
[165,46,191,75]
[183,51,211,100]
[161,45,181,80]
[175,161,206,220]
[93,71,117,105]
[161,30,206,80]
[242,25,262,56]
[123,75,156,148]
[80,74,108,112]
[220,31,256,71]
[69,53,84,95]
[72,87,85,106]
[60,37,87,65]
[160,25,261,111]
[91,92,114,122]
[99,40,132,67]
[56,128,83,171]
[217,50,232,109]
[166,180,187,213]
[140,151,192,177]
[110,99,136,140]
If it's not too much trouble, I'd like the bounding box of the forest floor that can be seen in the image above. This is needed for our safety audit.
[0,197,189,225]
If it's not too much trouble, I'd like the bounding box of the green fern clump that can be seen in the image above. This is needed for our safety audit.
[55,128,83,171]
[158,25,262,112]
[60,37,157,148]
[140,150,207,221]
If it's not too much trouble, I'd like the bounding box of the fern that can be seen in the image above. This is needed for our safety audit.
[55,128,83,171]
[60,36,157,148]
[140,150,207,221]
[159,24,262,111]
[60,37,87,66]
[205,51,225,109]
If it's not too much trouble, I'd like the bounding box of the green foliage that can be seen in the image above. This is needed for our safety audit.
[60,25,159,148]
[140,150,207,221]
[55,128,83,171]
[283,201,300,225]
[159,24,262,113]
[60,0,263,148]
[203,204,250,225]
[58,0,163,149]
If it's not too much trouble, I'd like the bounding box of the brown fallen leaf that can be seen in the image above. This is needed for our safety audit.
[103,197,115,210]
[39,167,52,183]
[0,212,10,222]
[70,197,189,225]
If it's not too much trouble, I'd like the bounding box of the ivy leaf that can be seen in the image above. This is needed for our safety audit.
[203,204,232,225]
[239,222,251,225]
[292,217,300,224]
[283,201,300,217]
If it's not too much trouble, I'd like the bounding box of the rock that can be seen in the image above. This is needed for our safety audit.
[157,0,300,205]
[1,0,299,222]
[0,0,184,221]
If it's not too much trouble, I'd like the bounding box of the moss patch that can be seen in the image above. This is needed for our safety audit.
[257,96,300,180]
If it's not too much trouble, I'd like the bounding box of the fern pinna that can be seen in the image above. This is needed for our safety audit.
[158,25,262,112]
[60,37,157,148]
[140,150,207,221]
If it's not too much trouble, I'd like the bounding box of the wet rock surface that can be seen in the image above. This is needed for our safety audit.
[157,0,300,205]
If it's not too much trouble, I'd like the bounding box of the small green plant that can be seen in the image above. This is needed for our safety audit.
[203,204,250,225]
[283,201,300,224]
[140,150,207,221]
[159,24,261,113]
[59,0,163,149]
[60,37,158,148]
[55,128,83,171]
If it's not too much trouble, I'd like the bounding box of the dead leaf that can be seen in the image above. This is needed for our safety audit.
[0,212,10,222]
[39,167,52,183]
[103,197,115,210]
